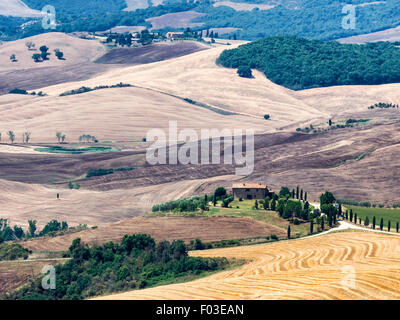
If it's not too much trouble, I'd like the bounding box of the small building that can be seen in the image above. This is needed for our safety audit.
[232,183,270,200]
[166,32,184,40]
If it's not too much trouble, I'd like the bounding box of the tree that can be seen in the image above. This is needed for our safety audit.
[10,54,17,62]
[56,132,62,143]
[263,198,269,210]
[32,53,42,62]
[300,189,303,200]
[39,46,50,60]
[345,210,348,220]
[271,199,276,211]
[354,213,357,224]
[310,220,314,234]
[321,216,325,231]
[212,193,216,206]
[328,119,332,126]
[364,216,369,226]
[304,192,307,201]
[24,132,31,143]
[372,216,376,229]
[380,218,384,231]
[214,187,226,198]
[139,29,153,45]
[26,41,35,50]
[296,185,299,199]
[54,49,64,60]
[279,187,291,198]
[350,209,353,222]
[287,225,291,239]
[388,220,391,232]
[237,66,252,78]
[320,191,335,206]
[254,200,259,210]
[7,131,15,143]
[291,189,295,198]
[28,220,37,238]
[397,222,399,233]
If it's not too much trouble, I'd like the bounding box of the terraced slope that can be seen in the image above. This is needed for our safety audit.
[96,231,400,300]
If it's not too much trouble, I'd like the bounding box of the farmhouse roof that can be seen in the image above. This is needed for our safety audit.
[232,183,267,189]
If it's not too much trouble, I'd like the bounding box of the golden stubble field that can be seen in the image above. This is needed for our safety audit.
[95,231,400,300]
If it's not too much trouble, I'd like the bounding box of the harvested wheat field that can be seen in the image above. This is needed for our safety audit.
[96,231,400,300]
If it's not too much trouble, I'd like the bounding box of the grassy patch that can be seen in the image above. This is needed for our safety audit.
[35,146,120,154]
[344,205,400,228]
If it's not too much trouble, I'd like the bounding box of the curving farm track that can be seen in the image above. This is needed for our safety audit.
[95,231,400,300]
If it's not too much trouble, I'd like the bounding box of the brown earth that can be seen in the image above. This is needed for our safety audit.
[146,10,205,30]
[21,216,285,251]
[0,258,66,295]
[95,41,209,65]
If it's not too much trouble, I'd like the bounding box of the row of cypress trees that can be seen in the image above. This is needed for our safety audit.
[344,208,399,232]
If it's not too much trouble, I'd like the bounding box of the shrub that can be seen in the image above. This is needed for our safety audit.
[237,66,252,78]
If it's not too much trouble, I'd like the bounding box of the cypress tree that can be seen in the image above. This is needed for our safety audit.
[388,220,391,232]
[354,213,357,224]
[321,216,325,231]
[291,189,295,198]
[397,222,399,233]
[333,213,337,225]
[338,205,342,217]
[345,210,348,220]
[328,214,333,227]
[213,193,216,206]
[310,220,314,234]
[255,200,258,210]
[271,199,276,211]
[350,209,353,222]
[296,185,299,199]
[372,216,376,229]
[300,189,303,200]
[380,218,384,231]
[364,216,369,226]
[287,225,291,239]
[305,192,307,201]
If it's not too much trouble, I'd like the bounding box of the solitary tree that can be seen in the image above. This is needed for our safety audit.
[7,131,15,143]
[54,49,64,60]
[56,132,62,143]
[28,219,37,238]
[24,132,31,143]
[25,41,35,50]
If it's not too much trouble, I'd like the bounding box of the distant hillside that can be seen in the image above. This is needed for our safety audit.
[2,0,400,41]
[218,36,400,90]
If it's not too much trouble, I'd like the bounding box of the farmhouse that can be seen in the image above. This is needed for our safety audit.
[166,32,184,40]
[232,183,270,200]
